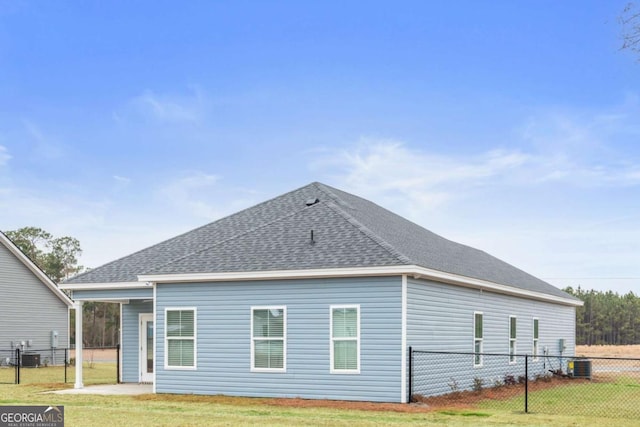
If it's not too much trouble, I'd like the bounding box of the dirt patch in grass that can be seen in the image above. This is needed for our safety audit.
[135,393,437,413]
[413,376,590,408]
[133,377,591,414]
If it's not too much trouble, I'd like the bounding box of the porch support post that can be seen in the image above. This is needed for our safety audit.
[74,301,83,389]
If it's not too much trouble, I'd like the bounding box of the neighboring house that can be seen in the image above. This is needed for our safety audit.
[0,231,73,364]
[61,182,581,402]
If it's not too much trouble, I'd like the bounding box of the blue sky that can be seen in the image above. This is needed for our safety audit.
[1,1,639,293]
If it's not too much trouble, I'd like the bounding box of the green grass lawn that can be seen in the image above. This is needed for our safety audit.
[1,364,639,426]
[480,377,640,420]
[0,361,118,385]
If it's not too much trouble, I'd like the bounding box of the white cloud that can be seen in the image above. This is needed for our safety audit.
[0,145,10,166]
[316,140,532,216]
[22,119,64,160]
[316,132,640,217]
[0,186,109,238]
[113,175,131,184]
[159,172,225,219]
[125,87,206,123]
[517,105,640,187]
[312,125,640,294]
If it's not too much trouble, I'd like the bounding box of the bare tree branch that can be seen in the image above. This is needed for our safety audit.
[620,2,640,55]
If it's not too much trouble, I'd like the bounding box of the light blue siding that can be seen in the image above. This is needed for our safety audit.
[154,277,403,402]
[121,301,153,382]
[407,277,576,396]
[0,243,69,351]
[72,287,153,301]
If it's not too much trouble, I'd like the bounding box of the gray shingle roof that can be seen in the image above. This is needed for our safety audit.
[65,182,576,301]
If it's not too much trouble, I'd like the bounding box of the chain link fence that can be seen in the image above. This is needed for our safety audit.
[0,347,119,385]
[0,349,19,384]
[409,348,640,419]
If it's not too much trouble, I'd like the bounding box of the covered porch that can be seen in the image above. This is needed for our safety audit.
[60,283,155,391]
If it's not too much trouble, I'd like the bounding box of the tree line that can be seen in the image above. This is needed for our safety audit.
[564,286,640,346]
[5,227,119,348]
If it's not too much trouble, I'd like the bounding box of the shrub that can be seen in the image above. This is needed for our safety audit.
[448,377,460,393]
[472,377,484,392]
[503,374,517,385]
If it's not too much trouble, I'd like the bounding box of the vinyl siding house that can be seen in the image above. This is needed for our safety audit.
[61,182,581,402]
[0,232,73,361]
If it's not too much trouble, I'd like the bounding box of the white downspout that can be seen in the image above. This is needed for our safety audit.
[74,301,83,389]
[401,274,408,403]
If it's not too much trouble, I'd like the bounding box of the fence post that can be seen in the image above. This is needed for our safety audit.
[525,354,529,413]
[116,344,120,384]
[408,346,412,403]
[15,348,20,385]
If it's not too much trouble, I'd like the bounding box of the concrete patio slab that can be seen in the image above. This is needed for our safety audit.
[50,383,152,395]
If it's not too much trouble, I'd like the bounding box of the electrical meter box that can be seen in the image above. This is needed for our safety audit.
[51,330,59,348]
[558,338,566,353]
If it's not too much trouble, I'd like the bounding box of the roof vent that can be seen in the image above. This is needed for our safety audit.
[305,197,320,206]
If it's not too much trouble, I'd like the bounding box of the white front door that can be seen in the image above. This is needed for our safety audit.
[139,313,154,383]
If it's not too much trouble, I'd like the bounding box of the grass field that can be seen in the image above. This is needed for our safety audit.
[1,362,640,426]
[0,360,118,385]
[576,345,640,358]
[2,381,639,426]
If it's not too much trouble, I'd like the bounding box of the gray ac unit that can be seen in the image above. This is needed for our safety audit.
[571,359,592,380]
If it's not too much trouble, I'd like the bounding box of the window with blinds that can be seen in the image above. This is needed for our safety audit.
[331,305,360,373]
[251,307,286,371]
[165,308,196,369]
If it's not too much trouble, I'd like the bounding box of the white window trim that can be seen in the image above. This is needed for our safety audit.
[164,307,197,371]
[532,317,539,361]
[250,306,287,373]
[474,311,483,368]
[509,315,517,364]
[330,304,360,374]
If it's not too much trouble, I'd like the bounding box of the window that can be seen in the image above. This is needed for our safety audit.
[331,305,360,373]
[474,312,483,367]
[509,316,517,364]
[533,318,539,361]
[165,308,196,369]
[251,307,286,371]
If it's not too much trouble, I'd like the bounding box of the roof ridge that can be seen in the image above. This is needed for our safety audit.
[313,183,413,265]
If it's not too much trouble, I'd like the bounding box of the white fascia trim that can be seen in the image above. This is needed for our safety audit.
[138,266,411,283]
[139,265,582,307]
[73,298,131,304]
[409,267,583,307]
[0,232,74,307]
[60,281,152,291]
